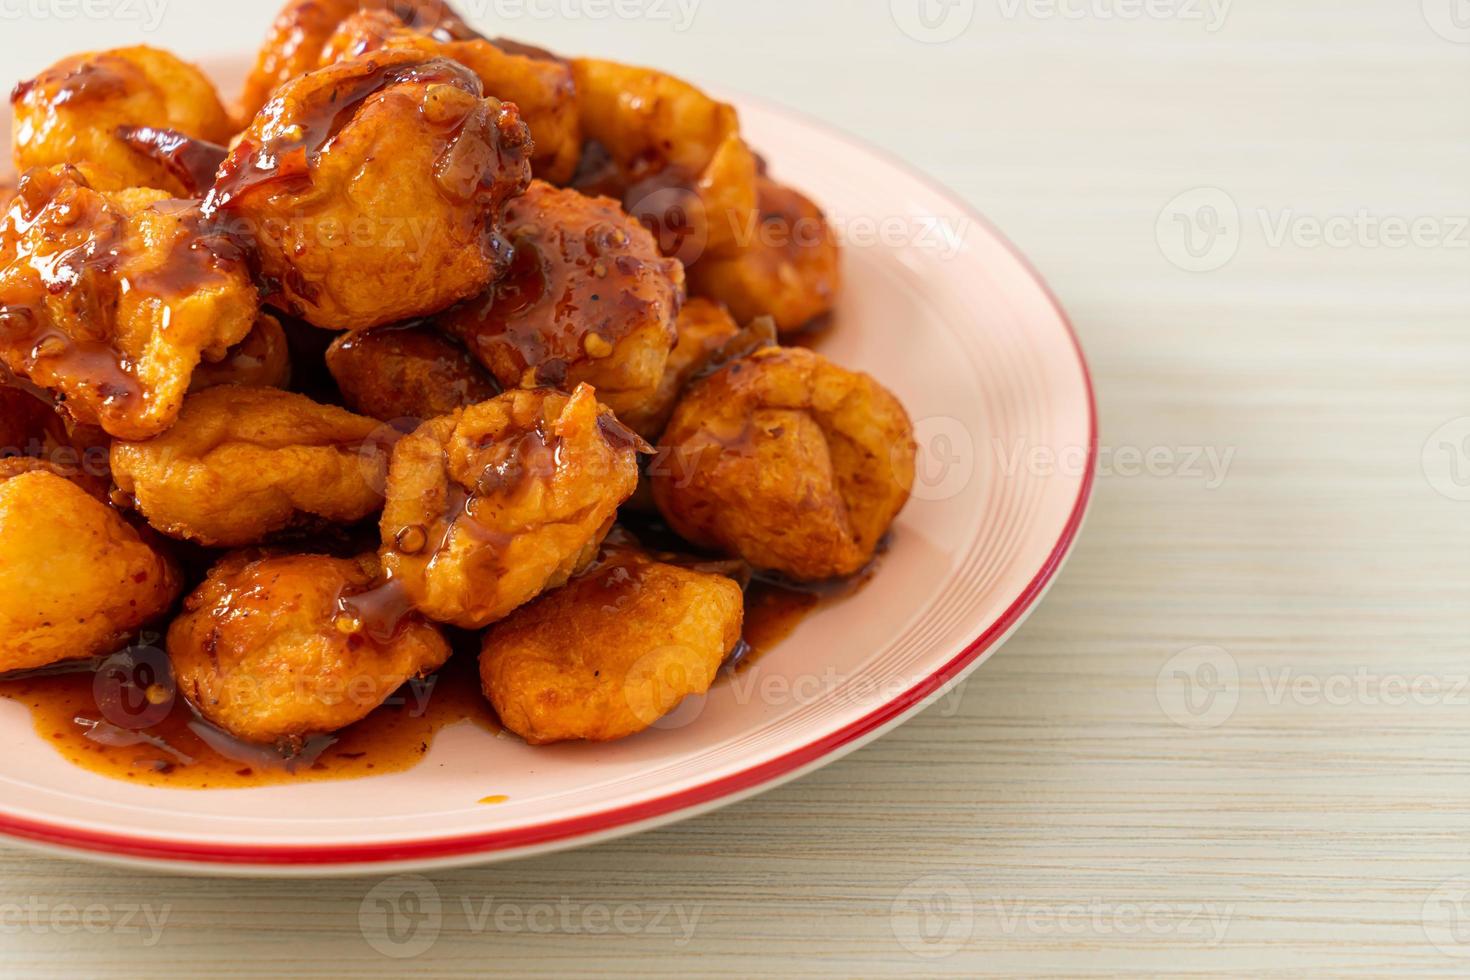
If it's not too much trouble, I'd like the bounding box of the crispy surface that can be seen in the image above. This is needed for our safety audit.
[622,296,743,440]
[0,167,258,440]
[10,46,233,196]
[110,385,389,547]
[209,50,532,331]
[0,470,180,673]
[652,346,915,580]
[239,0,469,119]
[571,58,758,264]
[190,314,292,392]
[379,384,641,628]
[438,180,683,418]
[326,323,497,424]
[481,556,743,744]
[167,551,450,745]
[322,11,581,183]
[687,177,841,332]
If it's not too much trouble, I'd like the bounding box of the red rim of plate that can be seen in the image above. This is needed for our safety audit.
[0,105,1098,869]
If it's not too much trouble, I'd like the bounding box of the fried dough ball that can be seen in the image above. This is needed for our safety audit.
[0,467,180,673]
[687,177,841,333]
[379,384,642,628]
[190,314,292,392]
[326,323,498,424]
[481,556,743,744]
[571,58,758,265]
[207,50,533,331]
[0,166,258,440]
[652,346,915,581]
[239,0,472,119]
[110,386,390,547]
[10,46,234,196]
[438,181,683,418]
[622,297,742,440]
[322,11,581,183]
[167,551,450,746]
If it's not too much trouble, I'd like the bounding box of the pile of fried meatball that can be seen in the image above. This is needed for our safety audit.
[0,0,917,754]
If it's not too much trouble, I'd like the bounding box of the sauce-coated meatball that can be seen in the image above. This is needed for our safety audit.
[207,50,532,331]
[168,551,450,746]
[652,346,915,580]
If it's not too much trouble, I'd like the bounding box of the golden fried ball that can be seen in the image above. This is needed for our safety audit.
[167,551,450,746]
[437,180,683,419]
[189,314,292,392]
[481,556,743,744]
[621,296,743,440]
[379,384,642,628]
[239,0,469,119]
[0,467,180,673]
[652,346,915,581]
[325,323,498,424]
[571,58,758,264]
[0,166,258,440]
[110,385,390,547]
[208,49,533,331]
[687,177,841,333]
[321,11,581,183]
[10,46,234,196]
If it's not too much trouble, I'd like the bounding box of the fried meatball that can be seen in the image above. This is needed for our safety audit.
[10,46,234,196]
[207,50,532,331]
[622,297,742,440]
[481,556,743,744]
[190,314,292,392]
[0,467,180,673]
[571,58,758,265]
[110,386,390,547]
[322,11,581,183]
[0,166,258,440]
[239,0,472,119]
[438,181,683,419]
[378,384,642,628]
[687,178,841,333]
[325,323,497,424]
[652,346,915,581]
[167,551,450,746]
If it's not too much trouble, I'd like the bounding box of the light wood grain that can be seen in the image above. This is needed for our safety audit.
[3,0,1469,976]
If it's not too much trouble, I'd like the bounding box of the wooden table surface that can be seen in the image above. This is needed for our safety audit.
[3,1,1468,976]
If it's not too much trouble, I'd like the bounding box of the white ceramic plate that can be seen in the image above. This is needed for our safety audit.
[0,61,1095,876]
